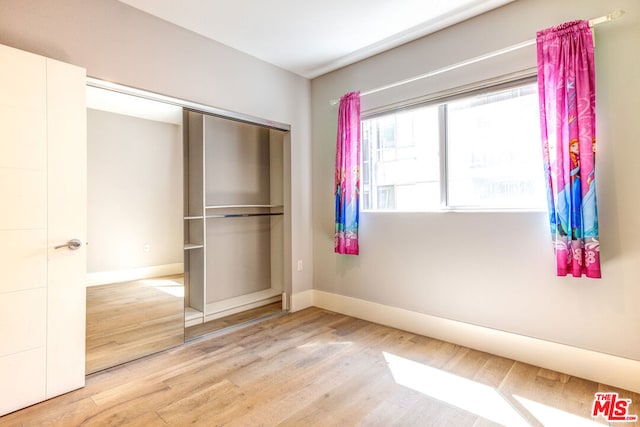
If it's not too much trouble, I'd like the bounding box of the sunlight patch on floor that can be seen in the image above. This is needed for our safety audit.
[513,395,606,427]
[384,351,608,427]
[383,351,529,426]
[140,278,184,298]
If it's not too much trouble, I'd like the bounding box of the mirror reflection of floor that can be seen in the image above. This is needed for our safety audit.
[85,275,185,374]
[185,301,282,341]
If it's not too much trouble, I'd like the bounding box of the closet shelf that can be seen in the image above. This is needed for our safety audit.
[184,215,204,220]
[204,288,282,322]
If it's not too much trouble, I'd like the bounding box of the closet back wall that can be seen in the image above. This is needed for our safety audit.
[205,117,273,301]
[87,109,183,282]
[205,119,271,206]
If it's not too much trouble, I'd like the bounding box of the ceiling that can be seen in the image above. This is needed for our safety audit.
[117,0,515,79]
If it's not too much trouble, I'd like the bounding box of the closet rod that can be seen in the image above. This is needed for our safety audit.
[205,213,284,219]
[328,10,624,106]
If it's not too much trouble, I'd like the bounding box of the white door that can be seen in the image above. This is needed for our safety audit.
[0,44,86,415]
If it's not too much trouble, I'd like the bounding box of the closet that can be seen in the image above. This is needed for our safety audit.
[83,78,291,367]
[184,112,287,331]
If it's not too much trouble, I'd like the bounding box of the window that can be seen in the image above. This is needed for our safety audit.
[376,185,396,209]
[361,81,546,211]
[361,105,440,211]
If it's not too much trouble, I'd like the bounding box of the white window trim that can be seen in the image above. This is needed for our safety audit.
[360,74,545,214]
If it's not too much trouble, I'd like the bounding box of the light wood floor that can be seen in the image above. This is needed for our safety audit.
[185,301,283,340]
[3,307,639,426]
[86,275,185,374]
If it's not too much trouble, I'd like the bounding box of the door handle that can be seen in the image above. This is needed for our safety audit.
[54,238,82,251]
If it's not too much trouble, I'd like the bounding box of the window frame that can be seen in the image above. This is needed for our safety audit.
[360,76,546,213]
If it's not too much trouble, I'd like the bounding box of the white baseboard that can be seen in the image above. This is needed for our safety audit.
[290,289,314,312]
[307,289,640,394]
[85,263,184,287]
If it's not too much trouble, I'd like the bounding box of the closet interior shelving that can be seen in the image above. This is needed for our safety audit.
[183,111,287,328]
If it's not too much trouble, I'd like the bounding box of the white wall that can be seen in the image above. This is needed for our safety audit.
[311,0,640,361]
[0,0,313,297]
[87,109,182,274]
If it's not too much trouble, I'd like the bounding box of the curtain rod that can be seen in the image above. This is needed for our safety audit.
[329,10,625,106]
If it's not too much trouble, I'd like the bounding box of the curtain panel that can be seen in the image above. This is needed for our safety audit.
[334,91,361,255]
[536,20,601,278]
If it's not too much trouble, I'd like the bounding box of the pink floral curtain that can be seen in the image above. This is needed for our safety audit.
[335,91,361,255]
[536,20,600,278]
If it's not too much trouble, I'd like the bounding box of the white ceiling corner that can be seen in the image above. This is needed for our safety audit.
[117,0,515,79]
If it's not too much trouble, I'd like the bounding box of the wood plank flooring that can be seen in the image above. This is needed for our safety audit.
[3,307,639,426]
[85,275,185,374]
[185,301,283,340]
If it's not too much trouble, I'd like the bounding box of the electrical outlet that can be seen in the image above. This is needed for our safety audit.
[143,244,150,252]
[297,260,303,271]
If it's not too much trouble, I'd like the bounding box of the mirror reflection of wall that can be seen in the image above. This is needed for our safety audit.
[85,87,184,374]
